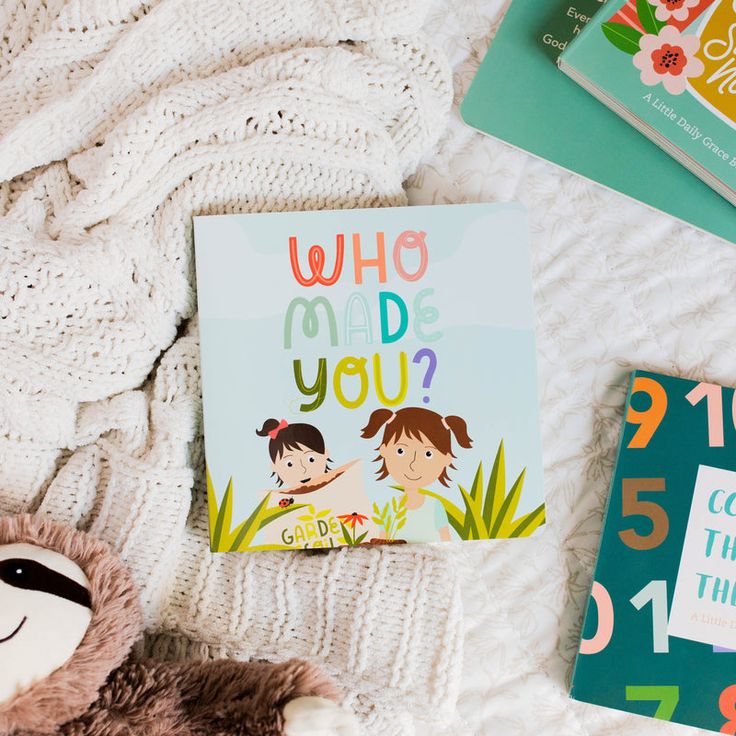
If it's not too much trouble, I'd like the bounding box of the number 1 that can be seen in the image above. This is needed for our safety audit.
[630,580,669,653]
[686,382,725,447]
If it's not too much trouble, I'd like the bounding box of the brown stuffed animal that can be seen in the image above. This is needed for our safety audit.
[0,515,358,736]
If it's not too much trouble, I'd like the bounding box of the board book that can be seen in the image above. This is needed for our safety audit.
[572,370,736,731]
[193,203,546,553]
[559,0,736,208]
[460,0,736,243]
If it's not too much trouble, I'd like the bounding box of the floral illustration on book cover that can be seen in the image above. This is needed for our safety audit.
[603,0,735,127]
[195,205,546,552]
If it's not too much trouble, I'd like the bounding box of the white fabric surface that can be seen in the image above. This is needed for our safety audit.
[0,2,465,734]
[2,0,733,734]
[415,2,733,735]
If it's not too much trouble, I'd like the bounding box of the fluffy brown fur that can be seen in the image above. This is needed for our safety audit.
[0,514,143,734]
[0,515,338,736]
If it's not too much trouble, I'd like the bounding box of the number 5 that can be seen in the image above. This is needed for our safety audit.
[618,478,668,551]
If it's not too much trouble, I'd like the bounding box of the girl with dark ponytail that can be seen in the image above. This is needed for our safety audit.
[256,419,331,487]
[360,406,472,542]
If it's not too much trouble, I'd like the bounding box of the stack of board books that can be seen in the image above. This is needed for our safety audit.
[461,0,736,243]
[558,0,736,208]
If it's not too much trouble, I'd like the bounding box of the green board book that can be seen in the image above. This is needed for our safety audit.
[460,0,736,244]
[560,0,736,208]
[572,370,736,731]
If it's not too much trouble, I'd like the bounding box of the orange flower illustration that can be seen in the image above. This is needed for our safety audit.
[337,512,369,529]
[633,25,704,95]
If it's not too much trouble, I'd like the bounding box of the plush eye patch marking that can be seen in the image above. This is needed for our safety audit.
[0,559,91,609]
[0,616,27,644]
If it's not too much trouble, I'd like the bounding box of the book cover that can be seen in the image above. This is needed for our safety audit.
[194,203,545,552]
[571,369,736,731]
[560,0,736,206]
[460,0,736,244]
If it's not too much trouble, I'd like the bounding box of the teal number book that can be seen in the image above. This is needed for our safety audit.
[572,370,736,731]
[560,0,736,207]
[460,0,736,243]
[193,203,545,552]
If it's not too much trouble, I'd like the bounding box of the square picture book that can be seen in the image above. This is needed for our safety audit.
[572,369,736,731]
[193,203,545,552]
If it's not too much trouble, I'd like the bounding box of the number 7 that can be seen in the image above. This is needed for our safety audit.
[625,685,679,720]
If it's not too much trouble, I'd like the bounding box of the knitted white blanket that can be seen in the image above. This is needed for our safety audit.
[0,2,461,733]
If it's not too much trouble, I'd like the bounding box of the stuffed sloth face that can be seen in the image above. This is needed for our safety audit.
[0,543,92,705]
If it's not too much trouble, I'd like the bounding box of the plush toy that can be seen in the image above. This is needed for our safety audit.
[0,515,358,736]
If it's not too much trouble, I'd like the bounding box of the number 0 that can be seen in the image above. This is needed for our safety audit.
[580,582,614,655]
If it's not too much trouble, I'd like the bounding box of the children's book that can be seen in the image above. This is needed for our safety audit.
[193,203,545,552]
[559,0,736,208]
[572,370,736,731]
[460,0,736,244]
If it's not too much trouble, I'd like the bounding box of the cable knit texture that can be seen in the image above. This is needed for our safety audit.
[0,2,460,734]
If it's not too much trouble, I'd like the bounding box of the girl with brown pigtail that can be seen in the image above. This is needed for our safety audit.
[361,407,472,542]
[256,418,331,488]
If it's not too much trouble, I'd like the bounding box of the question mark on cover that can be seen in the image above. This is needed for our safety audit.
[412,348,437,404]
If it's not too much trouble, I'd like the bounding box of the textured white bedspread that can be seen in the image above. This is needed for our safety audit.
[419,2,734,734]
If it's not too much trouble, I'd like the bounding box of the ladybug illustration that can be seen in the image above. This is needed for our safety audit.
[278,498,295,508]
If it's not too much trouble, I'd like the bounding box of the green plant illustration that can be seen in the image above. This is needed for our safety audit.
[372,495,408,540]
[207,467,306,552]
[602,0,666,56]
[421,441,545,540]
[296,504,332,524]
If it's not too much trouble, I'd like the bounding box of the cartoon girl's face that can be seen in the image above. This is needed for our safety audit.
[273,443,330,487]
[380,431,452,490]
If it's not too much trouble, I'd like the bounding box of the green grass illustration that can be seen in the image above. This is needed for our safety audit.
[207,467,306,552]
[421,441,546,540]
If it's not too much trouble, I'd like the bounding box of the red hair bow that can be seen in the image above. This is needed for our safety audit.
[268,419,288,440]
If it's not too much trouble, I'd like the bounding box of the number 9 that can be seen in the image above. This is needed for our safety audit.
[626,376,667,449]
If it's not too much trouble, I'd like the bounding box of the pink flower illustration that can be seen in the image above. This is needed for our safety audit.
[633,25,705,95]
[653,0,700,22]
